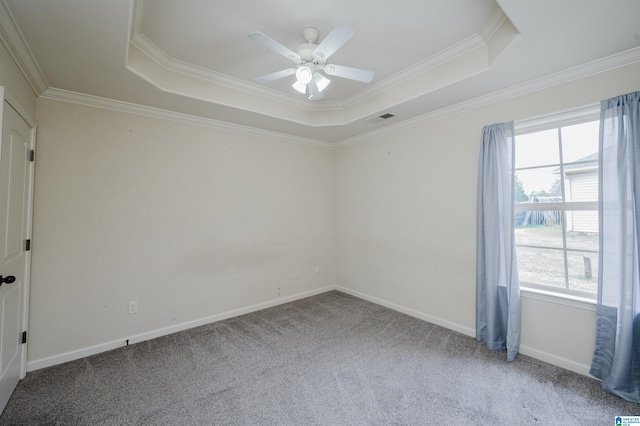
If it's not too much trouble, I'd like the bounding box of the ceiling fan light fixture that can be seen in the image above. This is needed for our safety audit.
[292,80,307,94]
[250,24,374,101]
[307,81,324,101]
[295,66,313,85]
[313,73,330,92]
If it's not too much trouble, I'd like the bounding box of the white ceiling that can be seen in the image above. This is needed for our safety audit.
[3,0,640,144]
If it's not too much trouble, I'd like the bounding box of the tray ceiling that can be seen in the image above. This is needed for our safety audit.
[2,0,640,144]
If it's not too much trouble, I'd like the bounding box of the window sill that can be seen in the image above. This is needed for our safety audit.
[521,286,596,312]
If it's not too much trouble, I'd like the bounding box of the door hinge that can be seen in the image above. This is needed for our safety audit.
[25,239,31,251]
[29,150,35,162]
[21,331,27,344]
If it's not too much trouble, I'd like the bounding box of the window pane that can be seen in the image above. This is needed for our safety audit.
[515,129,559,168]
[515,221,564,248]
[567,251,598,294]
[514,116,600,298]
[561,121,599,163]
[566,210,598,250]
[516,247,565,288]
[515,167,562,202]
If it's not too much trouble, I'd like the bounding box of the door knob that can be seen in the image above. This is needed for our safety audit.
[0,275,16,286]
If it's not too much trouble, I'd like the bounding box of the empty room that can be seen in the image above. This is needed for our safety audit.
[0,0,639,423]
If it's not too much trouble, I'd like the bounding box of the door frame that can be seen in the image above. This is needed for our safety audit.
[1,86,37,379]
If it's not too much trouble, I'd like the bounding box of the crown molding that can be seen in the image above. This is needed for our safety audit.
[0,0,49,95]
[480,7,511,44]
[344,34,486,109]
[129,0,514,122]
[128,28,492,124]
[130,32,327,111]
[41,88,334,150]
[131,33,347,113]
[343,9,517,109]
[130,0,344,113]
[334,46,640,149]
[130,0,144,39]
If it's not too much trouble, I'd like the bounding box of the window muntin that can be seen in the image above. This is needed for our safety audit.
[514,119,599,297]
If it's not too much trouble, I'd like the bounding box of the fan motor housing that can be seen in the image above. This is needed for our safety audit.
[302,27,319,43]
[297,43,325,67]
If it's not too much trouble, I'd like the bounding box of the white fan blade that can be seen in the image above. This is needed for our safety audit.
[313,24,354,60]
[249,32,300,62]
[323,64,374,83]
[254,68,296,84]
[308,80,324,100]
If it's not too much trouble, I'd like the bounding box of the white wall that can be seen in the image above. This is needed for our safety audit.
[0,40,36,121]
[17,41,640,376]
[335,62,640,375]
[29,98,336,365]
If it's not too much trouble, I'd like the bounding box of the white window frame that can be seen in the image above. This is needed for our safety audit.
[514,103,600,301]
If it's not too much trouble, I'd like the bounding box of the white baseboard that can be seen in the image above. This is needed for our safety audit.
[518,345,592,377]
[335,286,476,337]
[27,285,338,372]
[336,285,594,378]
[27,284,594,379]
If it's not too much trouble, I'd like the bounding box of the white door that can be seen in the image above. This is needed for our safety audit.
[0,92,34,413]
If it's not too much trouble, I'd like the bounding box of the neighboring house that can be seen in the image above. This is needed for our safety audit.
[516,152,598,233]
[564,152,598,233]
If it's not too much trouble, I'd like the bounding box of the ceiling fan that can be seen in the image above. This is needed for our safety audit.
[248,24,374,100]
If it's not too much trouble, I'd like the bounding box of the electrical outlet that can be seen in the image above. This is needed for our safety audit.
[315,266,320,275]
[293,269,299,280]
[277,287,281,296]
[128,301,138,315]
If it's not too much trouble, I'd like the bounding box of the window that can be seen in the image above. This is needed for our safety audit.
[514,112,599,298]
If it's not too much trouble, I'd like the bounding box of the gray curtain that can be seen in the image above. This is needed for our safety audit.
[590,91,640,402]
[476,121,521,362]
